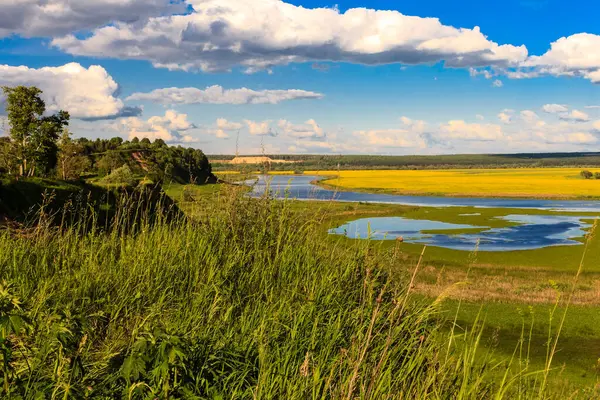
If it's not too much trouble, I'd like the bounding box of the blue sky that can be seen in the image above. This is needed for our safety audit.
[0,0,599,154]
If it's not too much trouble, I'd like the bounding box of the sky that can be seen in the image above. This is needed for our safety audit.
[0,0,599,155]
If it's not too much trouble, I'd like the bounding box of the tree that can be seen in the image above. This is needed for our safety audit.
[595,172,600,180]
[2,86,70,176]
[96,151,128,176]
[580,170,593,180]
[0,137,15,175]
[57,129,91,180]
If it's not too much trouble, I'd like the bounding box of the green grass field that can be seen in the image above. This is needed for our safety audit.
[2,179,599,398]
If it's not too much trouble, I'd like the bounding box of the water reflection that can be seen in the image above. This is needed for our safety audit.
[330,215,594,252]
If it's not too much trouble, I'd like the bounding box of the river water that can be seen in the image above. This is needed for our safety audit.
[248,175,600,251]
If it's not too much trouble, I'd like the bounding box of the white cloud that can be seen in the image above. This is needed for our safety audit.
[126,86,324,105]
[0,0,187,38]
[212,118,242,138]
[514,33,600,83]
[278,119,325,139]
[540,104,589,122]
[112,110,196,143]
[216,118,242,131]
[594,120,600,131]
[542,104,569,114]
[439,120,504,141]
[244,120,275,136]
[353,129,426,148]
[535,131,598,145]
[469,68,494,79]
[520,110,540,124]
[498,112,512,124]
[586,105,600,109]
[52,0,528,73]
[492,79,503,87]
[400,116,427,132]
[476,114,485,121]
[0,62,138,120]
[560,109,590,122]
[353,118,431,149]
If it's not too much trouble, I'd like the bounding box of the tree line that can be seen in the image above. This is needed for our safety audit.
[1,86,214,185]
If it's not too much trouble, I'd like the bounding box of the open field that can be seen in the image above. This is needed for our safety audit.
[166,184,600,390]
[309,168,600,199]
[7,182,595,398]
[3,178,600,396]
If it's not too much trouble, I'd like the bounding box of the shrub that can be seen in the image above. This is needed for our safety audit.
[580,170,593,179]
[100,164,138,186]
[595,172,600,180]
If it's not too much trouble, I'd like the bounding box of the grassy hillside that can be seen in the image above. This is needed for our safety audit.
[0,177,182,228]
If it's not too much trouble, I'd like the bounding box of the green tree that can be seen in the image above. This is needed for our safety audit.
[96,151,128,176]
[580,170,594,179]
[0,137,15,175]
[57,129,91,180]
[2,86,70,176]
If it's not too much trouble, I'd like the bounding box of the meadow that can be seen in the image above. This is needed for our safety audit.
[1,181,598,398]
[171,183,600,392]
[309,168,600,199]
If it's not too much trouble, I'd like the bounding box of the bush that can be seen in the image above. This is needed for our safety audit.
[580,170,594,179]
[99,164,138,186]
[595,172,600,180]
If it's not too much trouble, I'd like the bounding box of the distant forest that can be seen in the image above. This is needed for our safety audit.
[209,153,600,171]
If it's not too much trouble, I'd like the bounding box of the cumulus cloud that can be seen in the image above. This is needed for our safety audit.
[498,112,512,124]
[212,118,242,138]
[469,68,494,79]
[278,119,325,139]
[492,79,503,87]
[112,110,196,143]
[0,0,188,38]
[542,104,569,114]
[126,86,324,105]
[520,110,540,124]
[0,62,138,120]
[535,131,598,145]
[51,0,528,73]
[560,109,590,122]
[541,104,590,122]
[352,117,432,149]
[439,120,504,141]
[503,33,600,83]
[244,120,275,136]
[353,129,426,148]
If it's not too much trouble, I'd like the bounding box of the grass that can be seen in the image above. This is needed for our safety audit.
[2,183,598,398]
[309,168,600,199]
[229,193,600,390]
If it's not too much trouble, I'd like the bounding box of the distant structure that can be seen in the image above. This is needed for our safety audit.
[217,156,300,165]
[230,156,274,165]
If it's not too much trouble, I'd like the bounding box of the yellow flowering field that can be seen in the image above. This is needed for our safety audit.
[307,168,600,199]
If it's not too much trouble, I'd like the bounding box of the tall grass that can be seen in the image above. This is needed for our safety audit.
[0,187,593,398]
